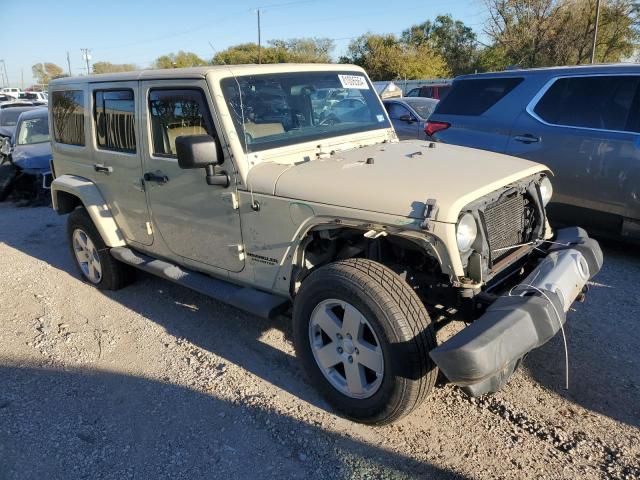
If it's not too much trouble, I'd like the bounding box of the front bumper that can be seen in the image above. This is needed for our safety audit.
[430,227,603,396]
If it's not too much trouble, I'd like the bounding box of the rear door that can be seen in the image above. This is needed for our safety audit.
[506,74,640,224]
[88,81,152,245]
[140,79,245,272]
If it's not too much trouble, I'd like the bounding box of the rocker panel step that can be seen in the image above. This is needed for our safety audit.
[110,247,289,319]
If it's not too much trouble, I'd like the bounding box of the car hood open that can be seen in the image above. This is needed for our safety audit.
[248,140,548,223]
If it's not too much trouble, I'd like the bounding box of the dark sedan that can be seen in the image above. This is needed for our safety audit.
[383,98,439,140]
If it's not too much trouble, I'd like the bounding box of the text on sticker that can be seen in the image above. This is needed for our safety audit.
[338,75,369,90]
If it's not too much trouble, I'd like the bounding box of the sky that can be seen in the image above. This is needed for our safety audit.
[0,0,489,87]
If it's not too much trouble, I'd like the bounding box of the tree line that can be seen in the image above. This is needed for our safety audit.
[33,0,639,84]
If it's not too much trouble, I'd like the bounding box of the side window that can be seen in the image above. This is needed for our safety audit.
[435,77,523,116]
[386,103,411,120]
[148,89,214,157]
[94,89,136,153]
[51,90,85,146]
[534,76,640,133]
[406,89,419,97]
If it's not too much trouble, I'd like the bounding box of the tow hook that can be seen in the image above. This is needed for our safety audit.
[576,284,589,303]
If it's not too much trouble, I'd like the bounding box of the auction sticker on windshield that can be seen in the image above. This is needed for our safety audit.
[338,75,369,90]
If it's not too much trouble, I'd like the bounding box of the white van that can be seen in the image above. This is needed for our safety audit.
[1,87,23,99]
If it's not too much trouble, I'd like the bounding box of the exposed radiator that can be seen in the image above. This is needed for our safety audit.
[483,193,534,263]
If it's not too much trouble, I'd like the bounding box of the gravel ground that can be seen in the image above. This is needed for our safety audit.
[0,203,639,480]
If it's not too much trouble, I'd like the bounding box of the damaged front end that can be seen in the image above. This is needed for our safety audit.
[431,226,602,396]
[427,173,602,396]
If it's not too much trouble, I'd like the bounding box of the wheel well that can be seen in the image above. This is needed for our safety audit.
[293,226,447,301]
[54,190,82,214]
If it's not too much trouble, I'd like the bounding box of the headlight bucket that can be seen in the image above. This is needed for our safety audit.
[539,176,553,206]
[456,212,478,254]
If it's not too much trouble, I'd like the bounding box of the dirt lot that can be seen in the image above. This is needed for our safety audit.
[1,203,639,480]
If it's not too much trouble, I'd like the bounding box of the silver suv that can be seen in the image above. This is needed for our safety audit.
[49,64,602,424]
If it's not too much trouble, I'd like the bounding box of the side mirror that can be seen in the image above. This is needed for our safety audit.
[175,134,229,187]
[399,114,415,123]
[175,134,220,169]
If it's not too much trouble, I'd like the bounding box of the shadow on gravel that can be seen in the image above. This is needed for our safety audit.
[0,364,465,480]
[522,244,640,428]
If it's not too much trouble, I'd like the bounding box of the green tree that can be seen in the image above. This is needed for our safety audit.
[340,34,450,80]
[153,51,207,69]
[484,0,640,68]
[93,62,137,74]
[31,62,65,84]
[213,38,334,64]
[269,38,334,62]
[401,15,479,75]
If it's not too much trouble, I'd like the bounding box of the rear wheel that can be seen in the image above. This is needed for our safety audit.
[293,258,437,424]
[67,207,134,290]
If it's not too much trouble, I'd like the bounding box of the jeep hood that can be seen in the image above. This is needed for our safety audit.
[247,140,548,223]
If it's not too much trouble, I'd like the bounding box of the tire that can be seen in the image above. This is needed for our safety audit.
[293,258,438,424]
[67,207,135,290]
[0,164,18,201]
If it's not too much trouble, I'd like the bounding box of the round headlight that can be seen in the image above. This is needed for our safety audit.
[539,176,553,206]
[456,213,478,253]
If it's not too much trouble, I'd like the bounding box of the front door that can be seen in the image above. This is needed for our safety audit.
[89,81,152,245]
[139,80,244,272]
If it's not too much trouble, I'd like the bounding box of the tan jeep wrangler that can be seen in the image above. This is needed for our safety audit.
[49,64,602,424]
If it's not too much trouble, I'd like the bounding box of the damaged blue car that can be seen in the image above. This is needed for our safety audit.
[0,107,52,203]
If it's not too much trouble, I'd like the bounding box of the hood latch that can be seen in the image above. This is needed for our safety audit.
[420,199,439,231]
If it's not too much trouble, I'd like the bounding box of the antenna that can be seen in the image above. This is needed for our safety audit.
[226,66,259,210]
[208,41,224,64]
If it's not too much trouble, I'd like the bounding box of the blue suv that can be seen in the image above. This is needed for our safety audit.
[427,64,640,239]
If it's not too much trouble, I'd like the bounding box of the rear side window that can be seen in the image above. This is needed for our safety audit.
[94,89,136,153]
[435,78,523,115]
[51,90,85,146]
[533,75,640,133]
[148,89,214,157]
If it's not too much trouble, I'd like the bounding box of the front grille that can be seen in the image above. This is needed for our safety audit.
[483,193,534,263]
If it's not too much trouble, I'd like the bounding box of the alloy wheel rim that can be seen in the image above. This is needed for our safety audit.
[309,299,384,399]
[72,228,102,284]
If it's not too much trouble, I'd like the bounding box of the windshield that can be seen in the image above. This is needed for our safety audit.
[404,99,438,119]
[17,116,50,145]
[221,71,390,153]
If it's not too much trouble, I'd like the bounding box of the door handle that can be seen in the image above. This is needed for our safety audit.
[513,134,540,144]
[94,163,113,173]
[143,172,169,184]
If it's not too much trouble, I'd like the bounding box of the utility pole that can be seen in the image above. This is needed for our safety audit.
[0,60,8,87]
[257,9,262,65]
[590,0,601,64]
[66,51,72,76]
[81,48,92,75]
[21,68,23,89]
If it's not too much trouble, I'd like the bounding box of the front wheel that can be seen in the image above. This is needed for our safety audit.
[293,258,438,424]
